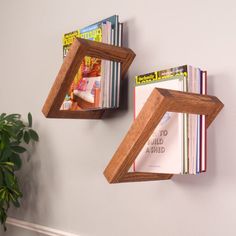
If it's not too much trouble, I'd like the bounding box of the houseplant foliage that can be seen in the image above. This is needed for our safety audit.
[0,113,39,231]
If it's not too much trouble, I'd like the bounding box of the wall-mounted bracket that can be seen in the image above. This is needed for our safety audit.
[104,88,224,183]
[42,38,135,119]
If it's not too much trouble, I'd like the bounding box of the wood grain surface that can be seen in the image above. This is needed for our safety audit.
[104,88,224,183]
[42,38,135,119]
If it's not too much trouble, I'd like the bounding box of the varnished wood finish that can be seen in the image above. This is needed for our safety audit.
[119,172,173,183]
[104,88,224,183]
[42,38,136,119]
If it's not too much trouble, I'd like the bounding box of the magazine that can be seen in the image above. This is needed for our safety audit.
[133,65,207,175]
[134,66,187,174]
[61,15,121,111]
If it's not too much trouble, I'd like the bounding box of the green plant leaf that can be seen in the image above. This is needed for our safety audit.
[0,142,4,151]
[2,126,15,139]
[11,146,27,153]
[0,162,15,168]
[0,113,6,120]
[4,114,20,121]
[9,153,22,170]
[0,112,38,231]
[0,148,12,161]
[9,190,21,207]
[1,163,14,173]
[28,113,32,127]
[10,195,20,208]
[0,171,3,186]
[16,130,24,141]
[28,129,39,142]
[23,131,30,144]
[3,170,15,189]
[0,133,10,149]
[0,207,7,231]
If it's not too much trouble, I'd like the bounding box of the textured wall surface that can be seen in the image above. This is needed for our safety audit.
[0,0,233,235]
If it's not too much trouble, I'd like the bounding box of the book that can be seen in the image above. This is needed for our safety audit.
[196,68,202,174]
[116,23,123,107]
[62,23,103,110]
[133,65,207,175]
[188,66,201,175]
[187,67,203,174]
[61,15,121,111]
[134,66,187,174]
[188,66,197,174]
[201,71,207,172]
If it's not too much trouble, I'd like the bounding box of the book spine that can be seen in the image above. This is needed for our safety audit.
[116,23,123,107]
[187,65,194,174]
[205,71,207,171]
[105,21,111,108]
[199,70,203,172]
[110,29,115,107]
[201,70,207,172]
[196,68,201,174]
[183,73,188,174]
[100,23,107,108]
[114,16,119,107]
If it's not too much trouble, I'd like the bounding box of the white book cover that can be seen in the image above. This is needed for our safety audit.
[201,71,207,172]
[196,68,201,173]
[188,66,198,174]
[134,76,184,174]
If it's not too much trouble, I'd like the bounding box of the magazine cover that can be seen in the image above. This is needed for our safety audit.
[61,15,119,111]
[62,30,80,58]
[134,66,187,174]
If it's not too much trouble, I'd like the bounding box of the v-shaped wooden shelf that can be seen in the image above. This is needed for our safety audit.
[104,88,224,183]
[42,38,135,119]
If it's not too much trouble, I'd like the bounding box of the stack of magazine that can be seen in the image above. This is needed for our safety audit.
[61,15,123,111]
[133,65,207,175]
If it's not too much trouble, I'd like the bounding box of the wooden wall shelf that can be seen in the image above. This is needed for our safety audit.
[42,38,135,119]
[104,88,224,184]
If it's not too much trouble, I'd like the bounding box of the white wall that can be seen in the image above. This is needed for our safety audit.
[0,0,234,235]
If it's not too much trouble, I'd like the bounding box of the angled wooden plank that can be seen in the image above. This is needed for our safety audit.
[157,88,224,128]
[42,38,136,119]
[79,38,135,78]
[104,88,224,184]
[119,172,173,183]
[104,89,169,183]
[42,39,86,118]
[49,110,105,119]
